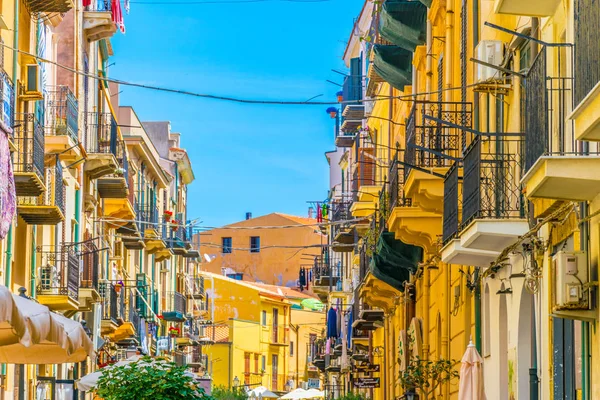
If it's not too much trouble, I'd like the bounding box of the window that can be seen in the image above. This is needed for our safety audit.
[262,310,267,326]
[226,273,243,281]
[222,237,232,254]
[250,236,260,253]
[261,355,266,371]
[254,354,259,373]
[289,341,294,357]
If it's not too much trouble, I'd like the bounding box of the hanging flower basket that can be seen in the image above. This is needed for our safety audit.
[115,280,124,293]
[168,326,180,337]
[326,107,338,119]
[336,91,343,103]
[163,210,173,219]
[171,219,181,231]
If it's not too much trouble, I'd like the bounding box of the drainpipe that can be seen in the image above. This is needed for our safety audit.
[426,20,433,101]
[422,267,430,363]
[445,0,455,104]
[472,0,479,131]
[443,263,451,400]
[74,179,81,244]
[474,268,482,353]
[29,226,36,297]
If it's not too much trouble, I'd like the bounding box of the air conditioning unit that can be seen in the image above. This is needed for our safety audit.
[553,251,589,310]
[475,40,504,83]
[21,64,43,100]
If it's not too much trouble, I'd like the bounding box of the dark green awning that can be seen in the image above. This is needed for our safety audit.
[369,232,423,292]
[379,0,427,52]
[419,0,432,7]
[373,45,413,92]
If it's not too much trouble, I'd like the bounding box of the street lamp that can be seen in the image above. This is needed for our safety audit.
[233,376,240,388]
[402,390,419,400]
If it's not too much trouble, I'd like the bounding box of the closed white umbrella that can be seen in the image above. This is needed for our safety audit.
[458,340,486,400]
[76,355,142,391]
[305,389,324,398]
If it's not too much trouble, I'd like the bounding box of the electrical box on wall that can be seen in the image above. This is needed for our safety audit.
[553,251,589,310]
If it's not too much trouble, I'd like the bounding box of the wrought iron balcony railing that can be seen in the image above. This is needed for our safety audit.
[85,112,117,156]
[461,136,524,228]
[13,113,45,179]
[404,101,470,181]
[37,245,80,302]
[164,291,187,315]
[388,150,412,210]
[442,162,461,243]
[331,199,352,222]
[99,282,123,324]
[23,0,73,13]
[187,276,205,299]
[80,236,101,291]
[135,201,158,234]
[46,86,78,143]
[0,70,14,134]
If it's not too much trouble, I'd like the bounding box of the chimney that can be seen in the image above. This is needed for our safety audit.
[245,212,252,220]
[308,207,314,219]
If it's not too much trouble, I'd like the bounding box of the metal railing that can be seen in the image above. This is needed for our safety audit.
[442,163,461,243]
[165,291,187,315]
[125,287,141,332]
[86,112,117,155]
[352,134,379,201]
[99,282,123,324]
[574,0,600,107]
[135,202,158,234]
[461,136,524,228]
[135,273,153,319]
[13,113,44,178]
[187,276,205,298]
[312,257,341,285]
[18,156,65,215]
[388,150,412,210]
[331,199,352,222]
[37,245,80,302]
[80,236,100,291]
[45,86,78,143]
[86,0,113,11]
[404,101,470,181]
[0,70,14,134]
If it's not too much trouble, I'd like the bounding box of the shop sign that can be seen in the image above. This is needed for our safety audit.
[352,378,380,388]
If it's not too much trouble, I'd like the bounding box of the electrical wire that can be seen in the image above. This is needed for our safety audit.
[0,42,486,107]
[131,0,331,3]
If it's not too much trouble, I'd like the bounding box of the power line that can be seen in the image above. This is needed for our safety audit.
[0,43,485,107]
[131,0,331,3]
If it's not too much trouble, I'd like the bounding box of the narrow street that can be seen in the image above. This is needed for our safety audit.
[0,0,596,399]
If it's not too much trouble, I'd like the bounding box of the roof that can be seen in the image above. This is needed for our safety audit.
[215,212,319,230]
[251,283,318,300]
[201,272,288,302]
[204,326,230,343]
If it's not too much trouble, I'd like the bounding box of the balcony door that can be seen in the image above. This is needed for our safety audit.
[271,354,278,391]
[272,308,278,343]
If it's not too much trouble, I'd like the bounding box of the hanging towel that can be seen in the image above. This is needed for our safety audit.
[346,310,353,349]
[82,0,92,6]
[111,0,126,33]
[0,132,15,239]
[325,337,331,355]
[316,204,322,223]
[327,307,338,338]
[322,204,328,220]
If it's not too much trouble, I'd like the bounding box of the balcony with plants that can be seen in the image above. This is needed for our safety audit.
[167,214,189,256]
[36,244,80,311]
[521,45,600,208]
[136,198,170,259]
[45,86,81,162]
[17,154,65,225]
[84,112,119,179]
[99,281,124,334]
[442,136,527,267]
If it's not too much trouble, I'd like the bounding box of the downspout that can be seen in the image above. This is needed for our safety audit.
[474,269,482,353]
[30,226,37,297]
[5,0,19,293]
[443,263,451,400]
[445,0,455,103]
[422,267,430,363]
[472,0,479,131]
[426,20,433,101]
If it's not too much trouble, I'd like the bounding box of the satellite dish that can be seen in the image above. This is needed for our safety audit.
[204,254,215,263]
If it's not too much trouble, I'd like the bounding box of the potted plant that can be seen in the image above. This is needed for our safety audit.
[171,219,181,232]
[115,280,124,294]
[168,326,180,338]
[163,210,173,219]
[336,91,344,102]
[326,107,338,119]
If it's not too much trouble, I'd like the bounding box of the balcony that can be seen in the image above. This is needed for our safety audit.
[79,237,103,311]
[340,67,364,134]
[387,151,440,253]
[23,0,73,13]
[83,0,117,42]
[109,286,141,342]
[521,46,600,203]
[167,223,189,256]
[13,113,45,197]
[0,70,14,139]
[135,274,155,320]
[186,276,205,299]
[84,112,119,180]
[350,135,382,218]
[268,326,288,346]
[494,0,560,16]
[404,101,470,213]
[17,156,65,225]
[163,291,187,322]
[99,282,124,334]
[98,141,129,199]
[45,86,81,162]
[36,245,80,311]
[311,258,340,301]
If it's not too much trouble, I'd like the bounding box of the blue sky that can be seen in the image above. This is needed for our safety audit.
[111,0,363,227]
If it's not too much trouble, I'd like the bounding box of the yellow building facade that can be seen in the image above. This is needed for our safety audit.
[0,1,205,398]
[315,0,600,399]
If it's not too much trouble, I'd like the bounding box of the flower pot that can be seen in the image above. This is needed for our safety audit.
[329,111,337,118]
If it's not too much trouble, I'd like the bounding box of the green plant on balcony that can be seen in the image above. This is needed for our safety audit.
[94,356,210,400]
[211,386,247,400]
